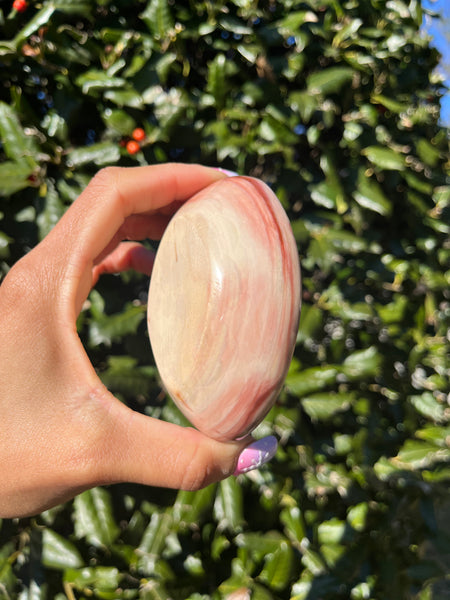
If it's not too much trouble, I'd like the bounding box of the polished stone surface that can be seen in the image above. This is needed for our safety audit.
[148,176,301,440]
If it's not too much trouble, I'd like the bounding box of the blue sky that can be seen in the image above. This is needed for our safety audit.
[422,0,450,126]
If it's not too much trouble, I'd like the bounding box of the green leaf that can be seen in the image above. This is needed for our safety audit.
[343,121,363,144]
[322,228,369,254]
[41,528,83,570]
[301,547,326,576]
[403,171,433,195]
[296,304,323,344]
[0,542,16,592]
[41,111,69,142]
[76,70,126,95]
[332,18,362,47]
[17,578,47,600]
[347,503,369,532]
[351,580,375,599]
[371,94,409,114]
[259,106,298,145]
[328,299,374,322]
[394,440,450,470]
[353,169,392,216]
[252,582,276,600]
[333,433,353,455]
[214,477,244,533]
[88,302,146,347]
[219,15,253,35]
[0,231,13,260]
[373,456,403,479]
[152,88,189,136]
[307,67,354,95]
[292,573,341,599]
[172,485,217,527]
[140,0,174,40]
[286,366,338,397]
[66,142,120,167]
[280,506,307,543]
[184,554,205,577]
[258,539,294,591]
[218,563,252,598]
[289,90,319,121]
[140,579,171,600]
[362,146,406,170]
[423,467,450,483]
[52,0,93,16]
[36,179,66,239]
[99,356,156,398]
[317,518,346,545]
[102,109,136,135]
[235,531,287,561]
[376,293,408,323]
[206,53,229,110]
[137,511,173,573]
[0,161,35,196]
[64,566,120,592]
[301,392,354,420]
[237,43,259,64]
[310,181,339,210]
[341,346,382,380]
[416,425,450,447]
[154,52,178,84]
[12,4,56,46]
[198,22,216,36]
[104,88,145,108]
[73,488,120,548]
[0,102,39,167]
[0,41,16,57]
[409,392,447,423]
[416,138,441,167]
[276,10,318,33]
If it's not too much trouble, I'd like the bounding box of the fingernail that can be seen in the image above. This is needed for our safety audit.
[234,435,278,476]
[212,167,240,177]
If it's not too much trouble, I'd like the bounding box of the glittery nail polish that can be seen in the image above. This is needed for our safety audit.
[234,435,278,476]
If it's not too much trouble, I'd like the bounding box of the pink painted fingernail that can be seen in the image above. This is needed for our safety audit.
[212,167,240,177]
[234,435,278,476]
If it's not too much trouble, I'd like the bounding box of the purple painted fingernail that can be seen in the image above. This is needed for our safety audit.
[212,167,240,177]
[234,435,278,476]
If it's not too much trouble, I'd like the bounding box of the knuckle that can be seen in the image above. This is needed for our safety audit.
[0,258,38,309]
[0,253,62,328]
[89,166,122,193]
[88,166,126,211]
[177,435,214,491]
[180,464,211,491]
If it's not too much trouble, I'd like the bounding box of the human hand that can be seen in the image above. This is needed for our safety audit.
[0,164,276,518]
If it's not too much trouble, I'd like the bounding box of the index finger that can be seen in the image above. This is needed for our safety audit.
[47,163,225,267]
[37,163,226,316]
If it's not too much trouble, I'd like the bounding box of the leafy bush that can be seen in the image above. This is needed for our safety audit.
[1,0,449,598]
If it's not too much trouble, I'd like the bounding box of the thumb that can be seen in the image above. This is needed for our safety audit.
[95,397,248,490]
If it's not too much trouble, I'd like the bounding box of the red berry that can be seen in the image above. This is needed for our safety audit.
[12,0,27,12]
[126,140,140,155]
[132,127,146,142]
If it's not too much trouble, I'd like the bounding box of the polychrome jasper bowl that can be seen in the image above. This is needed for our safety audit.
[147,176,301,441]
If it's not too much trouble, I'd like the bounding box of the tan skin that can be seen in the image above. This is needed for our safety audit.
[0,164,248,519]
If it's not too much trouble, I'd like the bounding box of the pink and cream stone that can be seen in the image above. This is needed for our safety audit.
[148,176,301,441]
